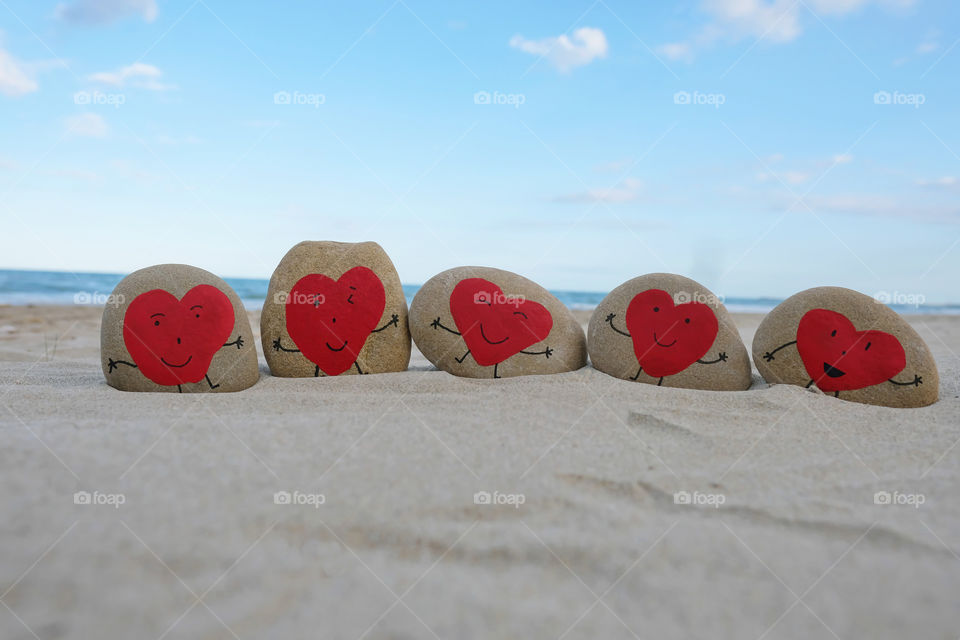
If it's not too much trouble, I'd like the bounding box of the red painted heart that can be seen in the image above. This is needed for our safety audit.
[123,285,234,386]
[796,308,905,392]
[624,289,718,378]
[285,266,386,376]
[449,278,553,367]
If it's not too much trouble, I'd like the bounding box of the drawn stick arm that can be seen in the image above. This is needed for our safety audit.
[605,313,631,338]
[888,374,922,387]
[697,352,728,365]
[520,347,553,359]
[763,340,797,362]
[431,317,461,335]
[272,336,301,353]
[223,335,244,349]
[371,313,400,333]
[107,358,138,374]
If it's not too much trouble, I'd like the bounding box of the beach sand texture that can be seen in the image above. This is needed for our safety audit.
[1,306,958,639]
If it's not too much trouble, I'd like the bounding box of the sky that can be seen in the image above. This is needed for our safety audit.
[0,0,958,302]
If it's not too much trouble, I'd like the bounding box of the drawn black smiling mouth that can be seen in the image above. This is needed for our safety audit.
[653,332,676,348]
[161,355,193,368]
[823,362,846,378]
[326,340,348,352]
[479,324,509,345]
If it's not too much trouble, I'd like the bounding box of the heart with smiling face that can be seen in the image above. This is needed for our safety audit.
[285,266,386,376]
[796,308,905,392]
[123,285,234,386]
[449,278,553,367]
[624,289,718,378]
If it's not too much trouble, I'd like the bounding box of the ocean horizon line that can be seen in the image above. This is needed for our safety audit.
[0,268,956,315]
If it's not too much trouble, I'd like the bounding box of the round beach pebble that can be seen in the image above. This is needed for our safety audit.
[261,241,411,377]
[752,287,938,408]
[587,273,751,390]
[100,264,259,393]
[409,266,586,378]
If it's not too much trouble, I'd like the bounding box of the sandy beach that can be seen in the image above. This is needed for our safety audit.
[1,305,958,639]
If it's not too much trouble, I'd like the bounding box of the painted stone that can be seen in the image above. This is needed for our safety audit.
[101,264,258,393]
[261,241,410,377]
[753,286,938,407]
[588,273,751,390]
[409,266,586,378]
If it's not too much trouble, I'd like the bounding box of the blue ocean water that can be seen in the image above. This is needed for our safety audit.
[0,269,956,315]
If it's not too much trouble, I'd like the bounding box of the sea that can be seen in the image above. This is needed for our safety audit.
[0,269,956,315]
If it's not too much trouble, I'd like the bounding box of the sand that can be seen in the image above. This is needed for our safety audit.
[0,305,958,639]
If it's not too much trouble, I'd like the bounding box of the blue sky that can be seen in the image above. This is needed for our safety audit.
[0,0,958,302]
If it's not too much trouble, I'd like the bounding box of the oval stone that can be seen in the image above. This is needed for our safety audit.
[588,273,751,390]
[752,286,938,407]
[409,266,587,378]
[100,264,259,393]
[261,241,411,377]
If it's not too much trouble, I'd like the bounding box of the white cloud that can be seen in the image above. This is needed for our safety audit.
[660,0,917,61]
[88,62,173,90]
[0,47,38,97]
[553,177,643,203]
[832,153,854,164]
[65,113,108,137]
[55,0,157,25]
[0,156,17,170]
[916,176,958,189]
[510,27,608,72]
[799,193,959,222]
[916,41,939,54]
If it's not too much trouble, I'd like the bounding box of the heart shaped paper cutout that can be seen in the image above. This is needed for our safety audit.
[624,289,718,378]
[285,266,386,376]
[449,278,553,367]
[123,285,234,386]
[796,308,905,392]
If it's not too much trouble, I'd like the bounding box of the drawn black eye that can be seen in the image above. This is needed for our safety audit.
[332,318,336,323]
[154,320,160,326]
[842,350,847,355]
[195,313,200,318]
[831,329,837,337]
[684,318,690,324]
[865,342,871,351]
[653,307,659,312]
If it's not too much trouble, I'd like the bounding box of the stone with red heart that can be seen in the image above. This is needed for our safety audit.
[588,274,751,390]
[753,286,938,407]
[410,266,587,378]
[101,264,259,392]
[261,241,411,377]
